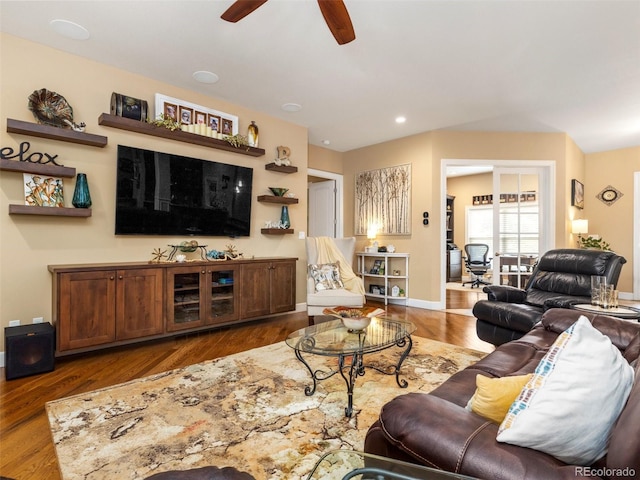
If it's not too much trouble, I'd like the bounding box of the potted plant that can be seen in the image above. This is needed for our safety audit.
[577,235,612,251]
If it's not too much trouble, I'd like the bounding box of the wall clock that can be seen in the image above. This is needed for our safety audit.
[596,185,623,206]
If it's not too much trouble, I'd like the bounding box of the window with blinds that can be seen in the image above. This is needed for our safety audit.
[467,203,539,256]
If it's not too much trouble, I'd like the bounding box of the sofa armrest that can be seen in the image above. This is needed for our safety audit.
[374,392,591,480]
[482,285,527,303]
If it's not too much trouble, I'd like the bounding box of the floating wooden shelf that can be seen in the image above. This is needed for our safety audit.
[265,162,298,174]
[98,113,266,157]
[261,228,294,235]
[7,118,108,148]
[0,158,76,178]
[9,205,92,217]
[257,195,299,204]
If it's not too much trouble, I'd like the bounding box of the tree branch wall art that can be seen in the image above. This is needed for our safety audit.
[355,164,411,235]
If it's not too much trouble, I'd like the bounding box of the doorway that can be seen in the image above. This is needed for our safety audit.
[442,159,556,309]
[307,168,344,238]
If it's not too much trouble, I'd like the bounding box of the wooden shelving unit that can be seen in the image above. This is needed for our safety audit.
[7,118,108,147]
[9,205,91,217]
[265,162,298,174]
[98,113,266,157]
[256,195,299,204]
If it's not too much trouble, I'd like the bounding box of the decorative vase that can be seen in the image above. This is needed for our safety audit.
[280,205,290,229]
[247,120,259,148]
[72,173,92,208]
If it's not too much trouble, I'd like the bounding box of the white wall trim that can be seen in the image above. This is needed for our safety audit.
[308,168,344,238]
[634,172,640,300]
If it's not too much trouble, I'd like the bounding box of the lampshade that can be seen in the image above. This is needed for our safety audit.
[367,225,378,240]
[572,219,588,234]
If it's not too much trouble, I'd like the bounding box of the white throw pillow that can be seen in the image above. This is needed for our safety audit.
[496,315,634,465]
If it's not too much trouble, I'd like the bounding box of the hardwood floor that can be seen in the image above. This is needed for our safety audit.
[0,290,491,480]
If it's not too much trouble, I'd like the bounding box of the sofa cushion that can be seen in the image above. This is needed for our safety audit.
[308,262,344,291]
[307,287,363,307]
[497,316,634,465]
[466,374,532,424]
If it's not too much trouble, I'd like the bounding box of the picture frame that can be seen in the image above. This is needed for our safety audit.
[155,94,238,135]
[355,164,411,235]
[23,173,64,207]
[194,110,207,125]
[369,259,383,274]
[179,106,193,125]
[163,102,178,121]
[571,179,584,209]
[208,114,221,133]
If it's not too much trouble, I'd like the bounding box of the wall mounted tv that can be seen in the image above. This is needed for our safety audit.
[115,145,253,237]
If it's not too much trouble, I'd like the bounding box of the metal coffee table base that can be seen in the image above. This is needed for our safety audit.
[294,336,413,417]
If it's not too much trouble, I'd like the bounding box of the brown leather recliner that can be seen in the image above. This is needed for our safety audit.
[473,248,626,346]
[364,309,640,480]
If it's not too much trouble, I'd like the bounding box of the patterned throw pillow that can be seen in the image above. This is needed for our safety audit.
[497,316,634,465]
[308,263,344,292]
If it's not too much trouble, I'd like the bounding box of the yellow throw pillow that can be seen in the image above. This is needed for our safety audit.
[468,374,532,424]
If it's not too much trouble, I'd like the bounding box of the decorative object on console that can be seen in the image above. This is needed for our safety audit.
[71,173,92,208]
[110,92,148,122]
[24,173,64,207]
[571,179,584,209]
[149,248,168,263]
[247,121,259,147]
[596,185,623,206]
[577,235,611,251]
[28,88,85,132]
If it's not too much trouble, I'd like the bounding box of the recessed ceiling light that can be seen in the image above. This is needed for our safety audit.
[395,116,406,124]
[49,19,90,40]
[322,140,331,146]
[192,71,219,84]
[281,103,302,113]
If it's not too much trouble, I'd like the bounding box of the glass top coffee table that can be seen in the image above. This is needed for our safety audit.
[572,303,640,320]
[285,317,416,417]
[307,450,477,479]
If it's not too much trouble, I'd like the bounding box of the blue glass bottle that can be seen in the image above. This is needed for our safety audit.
[72,173,92,208]
[280,205,290,229]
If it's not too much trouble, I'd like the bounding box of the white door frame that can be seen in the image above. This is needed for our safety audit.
[307,168,344,238]
[441,159,556,309]
[634,172,640,300]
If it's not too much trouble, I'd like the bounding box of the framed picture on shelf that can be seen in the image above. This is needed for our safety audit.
[155,93,238,134]
[23,174,64,207]
[370,259,383,274]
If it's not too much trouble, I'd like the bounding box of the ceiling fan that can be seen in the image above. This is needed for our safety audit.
[221,0,356,45]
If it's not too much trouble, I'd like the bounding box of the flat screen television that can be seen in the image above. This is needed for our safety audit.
[115,145,253,237]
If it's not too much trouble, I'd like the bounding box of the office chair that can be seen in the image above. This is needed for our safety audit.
[462,243,492,288]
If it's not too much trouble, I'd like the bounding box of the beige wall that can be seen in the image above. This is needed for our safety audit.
[0,34,309,351]
[308,144,343,174]
[342,129,638,304]
[584,146,640,291]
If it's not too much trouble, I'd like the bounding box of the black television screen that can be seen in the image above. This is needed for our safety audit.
[115,145,253,237]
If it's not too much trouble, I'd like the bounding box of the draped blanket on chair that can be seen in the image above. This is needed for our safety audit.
[312,237,366,295]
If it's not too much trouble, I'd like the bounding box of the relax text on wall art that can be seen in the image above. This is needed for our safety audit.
[355,164,411,235]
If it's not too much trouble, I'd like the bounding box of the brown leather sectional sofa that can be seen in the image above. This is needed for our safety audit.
[364,309,640,479]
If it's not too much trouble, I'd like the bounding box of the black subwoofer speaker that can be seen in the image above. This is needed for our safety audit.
[5,323,55,380]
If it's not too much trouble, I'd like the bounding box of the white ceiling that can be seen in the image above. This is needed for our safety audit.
[1,0,639,153]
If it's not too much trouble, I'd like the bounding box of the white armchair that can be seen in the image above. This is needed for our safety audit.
[306,236,365,325]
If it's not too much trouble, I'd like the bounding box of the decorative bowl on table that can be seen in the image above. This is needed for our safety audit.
[323,307,385,332]
[269,187,289,197]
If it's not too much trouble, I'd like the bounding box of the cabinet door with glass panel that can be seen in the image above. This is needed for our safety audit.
[166,264,239,331]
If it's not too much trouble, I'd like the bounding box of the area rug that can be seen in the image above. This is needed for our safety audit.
[46,337,486,480]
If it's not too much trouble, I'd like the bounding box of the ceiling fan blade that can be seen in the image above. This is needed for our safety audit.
[221,0,269,23]
[317,0,355,45]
